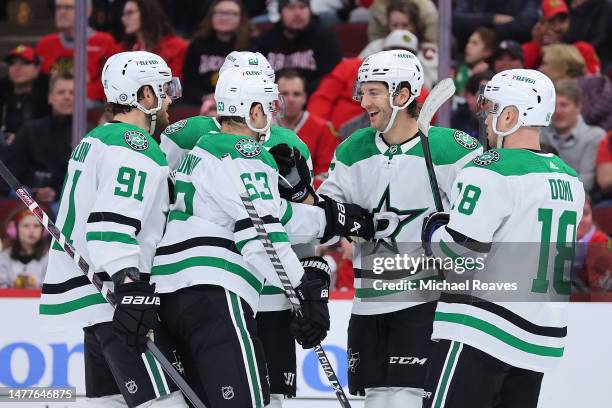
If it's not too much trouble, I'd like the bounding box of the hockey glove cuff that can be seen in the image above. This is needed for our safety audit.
[112,279,160,354]
[269,144,313,203]
[316,195,375,244]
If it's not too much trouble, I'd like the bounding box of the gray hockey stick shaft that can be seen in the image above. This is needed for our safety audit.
[0,159,206,408]
[221,154,352,408]
[417,78,456,212]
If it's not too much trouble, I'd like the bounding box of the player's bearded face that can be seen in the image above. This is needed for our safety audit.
[359,83,392,132]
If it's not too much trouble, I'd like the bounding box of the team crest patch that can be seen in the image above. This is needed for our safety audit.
[235,138,261,157]
[473,150,500,166]
[163,119,187,135]
[124,130,149,151]
[454,130,478,150]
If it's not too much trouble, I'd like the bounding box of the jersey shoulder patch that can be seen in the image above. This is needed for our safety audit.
[334,127,378,167]
[428,126,482,165]
[87,122,167,166]
[162,116,220,150]
[465,149,578,178]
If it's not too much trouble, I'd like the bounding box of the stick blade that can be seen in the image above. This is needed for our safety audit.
[417,78,456,136]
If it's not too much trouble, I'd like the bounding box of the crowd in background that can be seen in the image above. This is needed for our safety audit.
[0,0,610,290]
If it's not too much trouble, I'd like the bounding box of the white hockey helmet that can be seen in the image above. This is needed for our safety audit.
[220,51,275,82]
[102,51,181,133]
[353,49,424,133]
[477,69,555,147]
[215,66,279,134]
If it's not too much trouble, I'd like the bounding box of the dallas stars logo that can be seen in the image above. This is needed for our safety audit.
[453,130,478,150]
[473,150,500,166]
[235,138,261,157]
[124,130,148,151]
[371,186,427,254]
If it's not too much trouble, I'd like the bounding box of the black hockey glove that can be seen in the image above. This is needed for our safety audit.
[290,257,331,349]
[269,143,313,202]
[316,194,375,244]
[112,268,160,353]
[421,212,449,256]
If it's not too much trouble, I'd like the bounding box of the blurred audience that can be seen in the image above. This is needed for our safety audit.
[360,29,437,88]
[575,196,612,291]
[0,209,49,289]
[368,0,438,44]
[563,0,612,71]
[595,131,612,201]
[451,71,493,140]
[454,27,496,95]
[121,0,188,78]
[275,69,339,187]
[159,0,212,38]
[36,0,120,104]
[90,0,128,42]
[6,73,74,210]
[453,0,538,47]
[538,43,585,81]
[540,79,606,191]
[255,0,342,94]
[492,40,524,73]
[182,0,253,104]
[0,46,50,147]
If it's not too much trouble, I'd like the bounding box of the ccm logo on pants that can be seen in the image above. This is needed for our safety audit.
[388,356,428,365]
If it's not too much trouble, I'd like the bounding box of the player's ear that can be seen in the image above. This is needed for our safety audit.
[141,85,156,109]
[250,103,263,120]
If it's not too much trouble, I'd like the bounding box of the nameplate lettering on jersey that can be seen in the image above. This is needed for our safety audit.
[177,153,202,176]
[548,178,574,202]
[71,141,91,163]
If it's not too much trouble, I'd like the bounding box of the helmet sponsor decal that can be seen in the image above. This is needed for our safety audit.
[162,119,187,135]
[235,138,261,158]
[454,130,479,150]
[473,150,500,166]
[124,130,149,151]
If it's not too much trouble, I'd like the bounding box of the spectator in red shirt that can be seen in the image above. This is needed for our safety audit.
[35,0,120,104]
[595,131,612,199]
[121,0,188,79]
[576,196,612,291]
[275,69,339,187]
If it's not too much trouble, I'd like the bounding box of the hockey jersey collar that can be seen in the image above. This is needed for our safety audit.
[375,130,421,156]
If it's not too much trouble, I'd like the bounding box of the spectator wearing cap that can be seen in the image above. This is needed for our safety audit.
[451,71,493,141]
[36,0,120,104]
[0,45,50,147]
[454,27,496,96]
[452,0,538,48]
[541,79,606,191]
[275,69,339,187]
[539,43,612,131]
[367,0,438,44]
[522,0,601,75]
[594,131,612,201]
[360,29,437,88]
[493,40,524,73]
[6,73,75,208]
[255,0,342,94]
[182,0,254,104]
[563,0,612,72]
[121,0,188,79]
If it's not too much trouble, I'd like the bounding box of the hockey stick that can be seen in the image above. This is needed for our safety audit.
[221,154,352,408]
[0,159,207,408]
[416,78,456,212]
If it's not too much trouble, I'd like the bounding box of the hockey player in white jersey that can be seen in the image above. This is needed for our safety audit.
[150,66,333,407]
[421,69,585,408]
[40,51,187,407]
[272,49,483,407]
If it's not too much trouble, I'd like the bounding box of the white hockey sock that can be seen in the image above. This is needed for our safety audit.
[364,387,389,408]
[136,391,188,408]
[85,394,127,407]
[387,387,423,408]
[266,393,284,407]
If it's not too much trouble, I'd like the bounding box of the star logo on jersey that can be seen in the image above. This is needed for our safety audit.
[473,150,500,166]
[235,138,261,157]
[453,130,478,150]
[163,119,187,135]
[124,130,149,151]
[371,186,427,254]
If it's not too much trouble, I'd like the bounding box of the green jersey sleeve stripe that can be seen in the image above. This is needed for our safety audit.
[236,237,258,253]
[151,256,263,292]
[280,201,293,225]
[261,285,285,295]
[39,293,107,315]
[168,210,191,222]
[86,231,138,245]
[236,232,289,253]
[434,312,565,357]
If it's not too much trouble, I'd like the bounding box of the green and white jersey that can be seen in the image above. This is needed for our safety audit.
[318,126,482,315]
[40,122,170,330]
[151,132,306,314]
[160,116,322,311]
[430,149,585,372]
